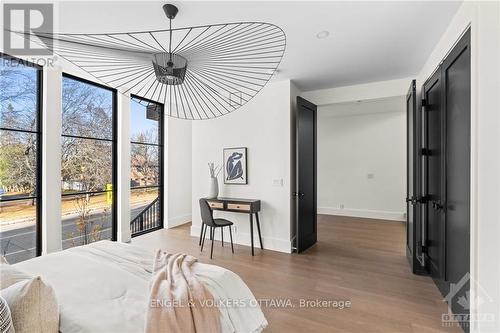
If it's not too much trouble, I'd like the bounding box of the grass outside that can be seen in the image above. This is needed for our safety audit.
[0,189,158,225]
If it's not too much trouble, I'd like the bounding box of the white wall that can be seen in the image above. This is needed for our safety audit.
[41,67,63,253]
[302,78,411,105]
[301,79,410,223]
[289,82,302,246]
[415,2,500,331]
[117,92,131,243]
[166,118,192,228]
[191,80,293,253]
[317,97,406,221]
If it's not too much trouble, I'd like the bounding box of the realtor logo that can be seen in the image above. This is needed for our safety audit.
[3,3,53,55]
[442,272,495,327]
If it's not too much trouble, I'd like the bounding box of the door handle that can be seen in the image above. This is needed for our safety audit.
[406,197,417,204]
[431,200,444,210]
[293,192,305,198]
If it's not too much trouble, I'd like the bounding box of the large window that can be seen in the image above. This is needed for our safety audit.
[0,55,42,263]
[61,74,116,249]
[130,96,163,236]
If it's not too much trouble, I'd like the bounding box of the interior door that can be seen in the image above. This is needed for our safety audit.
[442,29,471,327]
[406,80,416,261]
[295,96,317,253]
[423,70,445,280]
[406,79,425,271]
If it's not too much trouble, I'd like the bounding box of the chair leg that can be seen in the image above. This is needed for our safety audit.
[229,226,234,254]
[210,227,215,259]
[199,224,205,246]
[221,227,224,247]
[200,224,207,252]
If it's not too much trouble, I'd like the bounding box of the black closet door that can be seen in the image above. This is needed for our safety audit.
[406,79,426,274]
[406,79,425,272]
[406,80,416,261]
[416,28,471,331]
[442,29,471,327]
[423,70,445,280]
[295,97,317,253]
[443,29,471,284]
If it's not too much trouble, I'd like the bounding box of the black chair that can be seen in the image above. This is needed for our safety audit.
[199,199,234,259]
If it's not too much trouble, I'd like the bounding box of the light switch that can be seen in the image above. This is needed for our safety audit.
[272,178,284,186]
[367,173,374,179]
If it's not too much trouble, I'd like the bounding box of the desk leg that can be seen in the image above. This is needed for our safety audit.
[250,213,254,256]
[255,212,263,250]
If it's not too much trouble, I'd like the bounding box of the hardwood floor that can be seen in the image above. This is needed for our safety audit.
[133,215,460,333]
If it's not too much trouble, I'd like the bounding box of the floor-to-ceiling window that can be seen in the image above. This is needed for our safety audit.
[61,74,117,249]
[0,55,42,263]
[130,96,163,236]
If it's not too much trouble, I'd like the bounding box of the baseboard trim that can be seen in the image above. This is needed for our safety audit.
[167,214,192,228]
[318,207,405,222]
[190,225,292,254]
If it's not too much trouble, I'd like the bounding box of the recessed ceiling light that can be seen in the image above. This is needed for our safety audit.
[316,30,330,39]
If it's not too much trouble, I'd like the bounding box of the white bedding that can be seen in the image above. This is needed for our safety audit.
[15,241,267,333]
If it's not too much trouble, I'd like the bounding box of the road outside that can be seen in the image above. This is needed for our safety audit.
[0,191,158,263]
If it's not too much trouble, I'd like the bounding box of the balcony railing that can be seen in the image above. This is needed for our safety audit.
[130,197,161,236]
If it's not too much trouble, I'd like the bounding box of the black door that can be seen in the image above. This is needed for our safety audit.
[423,69,445,280]
[443,29,471,284]
[406,79,425,273]
[417,29,471,331]
[441,29,471,328]
[406,80,416,263]
[295,96,317,253]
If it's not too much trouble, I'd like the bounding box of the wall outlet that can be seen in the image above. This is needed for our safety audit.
[367,173,375,179]
[339,204,345,209]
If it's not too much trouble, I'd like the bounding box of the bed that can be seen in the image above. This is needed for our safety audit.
[14,240,268,333]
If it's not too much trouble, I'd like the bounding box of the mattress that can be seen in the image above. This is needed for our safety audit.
[15,240,267,333]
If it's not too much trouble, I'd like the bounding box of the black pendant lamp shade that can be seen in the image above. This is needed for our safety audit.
[152,52,187,85]
[17,4,286,120]
[152,5,187,85]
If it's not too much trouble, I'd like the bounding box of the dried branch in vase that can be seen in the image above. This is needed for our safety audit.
[208,162,221,178]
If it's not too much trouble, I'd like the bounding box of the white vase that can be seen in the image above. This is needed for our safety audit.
[207,176,219,199]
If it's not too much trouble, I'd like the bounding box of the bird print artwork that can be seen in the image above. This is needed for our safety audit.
[224,148,247,184]
[226,152,244,181]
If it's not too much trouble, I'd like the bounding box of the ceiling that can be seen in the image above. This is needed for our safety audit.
[57,1,462,92]
[319,96,406,118]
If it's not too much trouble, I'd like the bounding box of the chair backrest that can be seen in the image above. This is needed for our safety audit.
[199,199,216,227]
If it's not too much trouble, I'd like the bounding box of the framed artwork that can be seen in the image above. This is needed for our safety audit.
[223,147,247,184]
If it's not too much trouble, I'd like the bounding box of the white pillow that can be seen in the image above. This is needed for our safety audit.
[0,295,15,333]
[0,264,33,290]
[1,277,59,333]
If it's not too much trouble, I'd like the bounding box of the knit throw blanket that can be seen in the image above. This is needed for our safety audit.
[145,251,221,333]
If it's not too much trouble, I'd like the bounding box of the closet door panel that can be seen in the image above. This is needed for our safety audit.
[443,28,471,294]
[406,80,416,259]
[439,28,471,332]
[423,71,445,280]
[406,79,425,273]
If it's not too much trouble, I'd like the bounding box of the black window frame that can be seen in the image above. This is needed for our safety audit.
[60,72,118,243]
[130,94,164,237]
[0,53,43,258]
